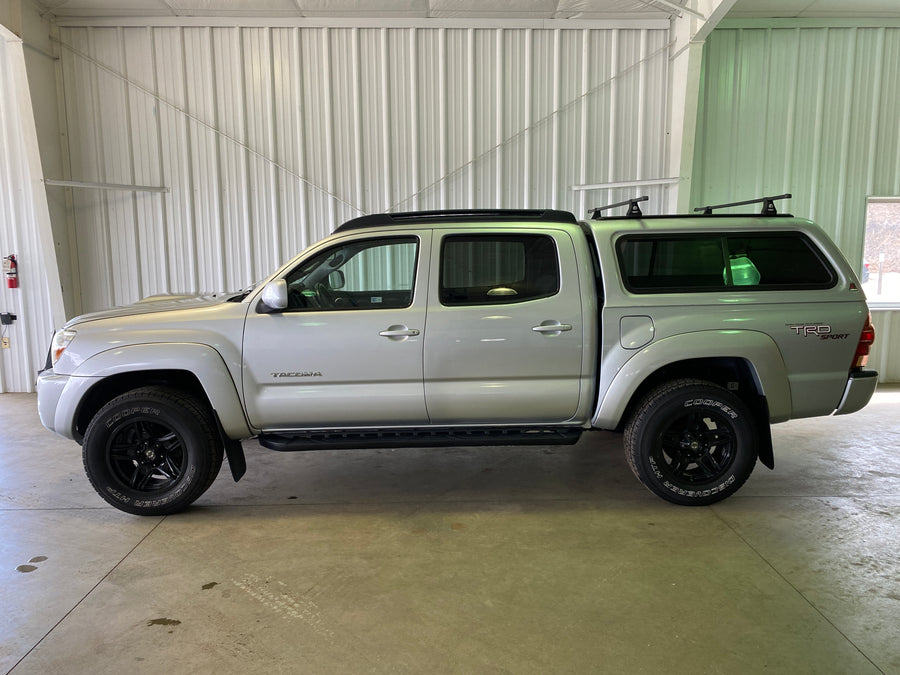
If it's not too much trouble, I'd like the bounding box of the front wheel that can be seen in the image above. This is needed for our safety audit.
[624,379,758,505]
[82,387,223,516]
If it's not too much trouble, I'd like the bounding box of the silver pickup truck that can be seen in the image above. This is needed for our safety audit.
[37,196,878,515]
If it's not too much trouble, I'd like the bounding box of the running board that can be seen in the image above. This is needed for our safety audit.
[258,426,583,452]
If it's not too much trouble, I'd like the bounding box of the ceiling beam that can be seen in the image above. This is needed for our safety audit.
[647,0,707,21]
[693,0,739,42]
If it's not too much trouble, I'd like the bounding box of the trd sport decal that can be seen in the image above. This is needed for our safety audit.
[787,324,849,340]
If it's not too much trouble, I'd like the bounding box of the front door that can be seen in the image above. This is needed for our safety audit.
[242,233,430,430]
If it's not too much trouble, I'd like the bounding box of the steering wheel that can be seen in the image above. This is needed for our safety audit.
[314,282,335,308]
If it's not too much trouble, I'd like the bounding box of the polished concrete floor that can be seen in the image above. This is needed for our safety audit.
[1,388,899,674]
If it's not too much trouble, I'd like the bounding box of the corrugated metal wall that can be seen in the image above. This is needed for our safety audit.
[693,22,900,383]
[693,23,900,267]
[56,23,672,313]
[0,27,66,392]
[871,309,900,382]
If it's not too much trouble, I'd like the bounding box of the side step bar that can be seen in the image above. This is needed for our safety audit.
[259,426,583,452]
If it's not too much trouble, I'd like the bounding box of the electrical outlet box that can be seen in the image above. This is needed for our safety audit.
[1,337,9,349]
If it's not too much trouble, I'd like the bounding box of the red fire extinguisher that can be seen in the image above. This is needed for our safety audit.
[4,255,18,289]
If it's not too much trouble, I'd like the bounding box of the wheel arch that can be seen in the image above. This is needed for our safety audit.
[616,357,775,469]
[69,343,251,442]
[74,370,206,440]
[592,331,790,469]
[73,369,249,482]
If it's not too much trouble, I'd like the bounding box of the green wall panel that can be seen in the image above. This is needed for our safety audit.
[692,24,900,269]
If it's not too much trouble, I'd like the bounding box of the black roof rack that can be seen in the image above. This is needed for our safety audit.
[694,193,792,215]
[590,196,648,220]
[334,209,578,233]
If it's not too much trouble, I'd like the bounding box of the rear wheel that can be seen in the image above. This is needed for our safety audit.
[82,387,223,515]
[624,379,758,505]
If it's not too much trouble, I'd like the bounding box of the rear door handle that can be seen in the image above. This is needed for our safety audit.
[532,322,573,334]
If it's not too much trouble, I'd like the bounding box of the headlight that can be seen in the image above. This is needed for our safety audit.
[51,329,77,365]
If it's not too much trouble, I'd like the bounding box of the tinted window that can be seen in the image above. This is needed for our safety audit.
[725,234,835,288]
[618,232,835,293]
[617,236,726,291]
[440,235,559,305]
[285,237,417,310]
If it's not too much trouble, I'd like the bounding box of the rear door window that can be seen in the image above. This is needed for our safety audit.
[440,234,560,305]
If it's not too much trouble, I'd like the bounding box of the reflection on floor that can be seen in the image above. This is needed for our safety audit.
[1,388,898,674]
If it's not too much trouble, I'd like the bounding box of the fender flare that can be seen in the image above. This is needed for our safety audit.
[72,342,252,440]
[592,330,791,430]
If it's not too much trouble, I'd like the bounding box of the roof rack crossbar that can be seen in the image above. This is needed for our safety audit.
[590,196,648,220]
[694,193,792,215]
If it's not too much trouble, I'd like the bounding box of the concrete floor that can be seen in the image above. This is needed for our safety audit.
[1,389,899,675]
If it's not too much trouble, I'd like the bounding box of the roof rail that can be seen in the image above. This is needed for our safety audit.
[590,196,648,220]
[333,209,578,233]
[694,193,792,215]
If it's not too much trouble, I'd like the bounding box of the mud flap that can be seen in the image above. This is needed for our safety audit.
[213,411,247,481]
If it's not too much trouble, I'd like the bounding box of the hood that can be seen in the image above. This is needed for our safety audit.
[65,293,235,327]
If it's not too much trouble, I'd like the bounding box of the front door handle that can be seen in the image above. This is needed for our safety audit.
[380,325,420,339]
[532,321,573,335]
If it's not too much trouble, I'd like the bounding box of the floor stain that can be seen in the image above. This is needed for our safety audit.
[15,555,48,573]
[450,522,466,531]
[147,618,181,627]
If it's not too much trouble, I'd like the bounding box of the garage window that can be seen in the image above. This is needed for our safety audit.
[863,198,900,306]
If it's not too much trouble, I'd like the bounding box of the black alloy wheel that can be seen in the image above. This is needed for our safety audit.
[654,408,737,486]
[106,418,188,493]
[624,379,758,505]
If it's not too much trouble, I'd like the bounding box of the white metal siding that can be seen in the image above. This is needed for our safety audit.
[56,24,672,313]
[0,28,67,392]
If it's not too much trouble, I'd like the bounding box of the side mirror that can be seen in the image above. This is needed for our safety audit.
[257,279,288,313]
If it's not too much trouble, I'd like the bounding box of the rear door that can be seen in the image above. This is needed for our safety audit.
[423,228,585,424]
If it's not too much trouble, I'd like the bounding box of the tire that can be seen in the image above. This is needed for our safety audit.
[624,379,758,506]
[82,387,224,516]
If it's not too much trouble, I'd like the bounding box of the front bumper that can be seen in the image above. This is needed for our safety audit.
[834,369,878,416]
[37,369,97,441]
[36,369,68,434]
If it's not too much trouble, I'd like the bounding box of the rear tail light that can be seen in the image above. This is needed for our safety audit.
[852,313,875,368]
